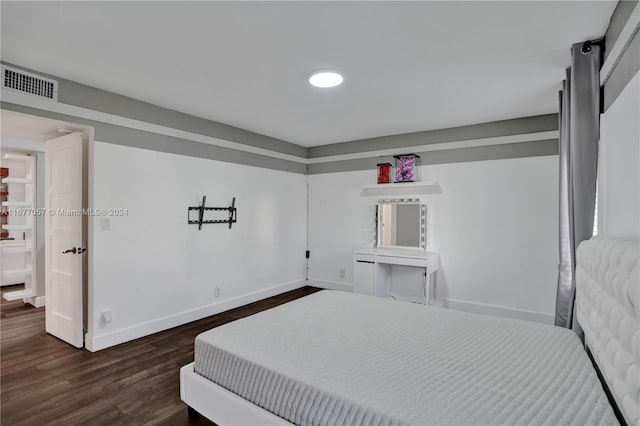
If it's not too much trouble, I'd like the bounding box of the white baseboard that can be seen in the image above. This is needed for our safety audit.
[307,280,552,324]
[441,297,554,324]
[26,295,45,308]
[307,278,353,292]
[85,280,306,352]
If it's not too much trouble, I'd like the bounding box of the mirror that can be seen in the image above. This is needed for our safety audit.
[377,199,426,250]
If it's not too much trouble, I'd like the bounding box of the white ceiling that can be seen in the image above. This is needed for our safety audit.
[1,1,615,147]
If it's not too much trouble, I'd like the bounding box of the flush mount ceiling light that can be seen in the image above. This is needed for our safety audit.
[308,71,343,88]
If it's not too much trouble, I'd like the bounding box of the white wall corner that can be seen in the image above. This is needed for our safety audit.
[84,279,306,352]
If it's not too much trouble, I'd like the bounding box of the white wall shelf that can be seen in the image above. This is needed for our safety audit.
[2,201,32,207]
[1,151,37,300]
[2,245,32,253]
[2,290,34,301]
[360,181,441,197]
[2,177,33,184]
[2,224,33,230]
[3,153,33,162]
[3,267,32,276]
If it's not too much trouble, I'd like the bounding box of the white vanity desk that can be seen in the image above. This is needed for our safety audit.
[353,248,440,306]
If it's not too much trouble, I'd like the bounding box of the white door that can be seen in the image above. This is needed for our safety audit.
[45,132,84,348]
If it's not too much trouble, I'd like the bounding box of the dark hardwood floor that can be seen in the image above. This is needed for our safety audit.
[1,284,322,425]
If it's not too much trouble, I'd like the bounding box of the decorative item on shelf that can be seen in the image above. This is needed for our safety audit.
[376,163,392,184]
[187,196,237,230]
[393,154,420,183]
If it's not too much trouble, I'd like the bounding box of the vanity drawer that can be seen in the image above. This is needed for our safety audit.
[376,255,428,268]
[354,253,376,263]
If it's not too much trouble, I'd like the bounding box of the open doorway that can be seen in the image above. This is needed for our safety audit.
[1,109,92,348]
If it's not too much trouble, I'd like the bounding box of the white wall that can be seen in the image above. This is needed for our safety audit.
[87,142,307,350]
[308,156,559,323]
[308,170,377,291]
[600,70,639,241]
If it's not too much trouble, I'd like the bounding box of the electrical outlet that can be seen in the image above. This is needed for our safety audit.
[214,287,221,298]
[101,310,112,323]
[339,269,346,279]
[101,218,110,231]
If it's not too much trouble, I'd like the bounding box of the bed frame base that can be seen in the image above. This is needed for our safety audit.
[180,362,293,426]
[585,347,628,426]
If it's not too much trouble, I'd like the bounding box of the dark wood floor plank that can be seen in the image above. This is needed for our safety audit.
[1,284,322,425]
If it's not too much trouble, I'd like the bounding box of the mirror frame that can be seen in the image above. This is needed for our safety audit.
[375,198,426,251]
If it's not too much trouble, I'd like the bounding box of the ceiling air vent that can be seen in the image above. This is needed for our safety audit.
[2,65,58,101]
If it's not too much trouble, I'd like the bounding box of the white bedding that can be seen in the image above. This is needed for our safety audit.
[195,291,617,426]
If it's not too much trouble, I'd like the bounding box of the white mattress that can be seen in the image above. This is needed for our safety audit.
[195,291,617,426]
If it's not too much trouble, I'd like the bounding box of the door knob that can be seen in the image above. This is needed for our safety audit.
[78,248,87,254]
[62,248,77,254]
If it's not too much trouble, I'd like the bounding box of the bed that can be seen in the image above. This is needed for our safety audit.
[181,236,639,426]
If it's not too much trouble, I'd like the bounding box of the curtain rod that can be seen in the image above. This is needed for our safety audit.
[581,38,605,54]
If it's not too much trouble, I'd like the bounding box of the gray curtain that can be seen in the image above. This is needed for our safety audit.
[555,42,601,330]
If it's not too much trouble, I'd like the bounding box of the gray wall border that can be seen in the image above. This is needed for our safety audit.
[308,114,558,158]
[308,139,559,174]
[603,0,640,110]
[1,101,307,174]
[605,0,639,61]
[604,30,640,110]
[1,61,307,158]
